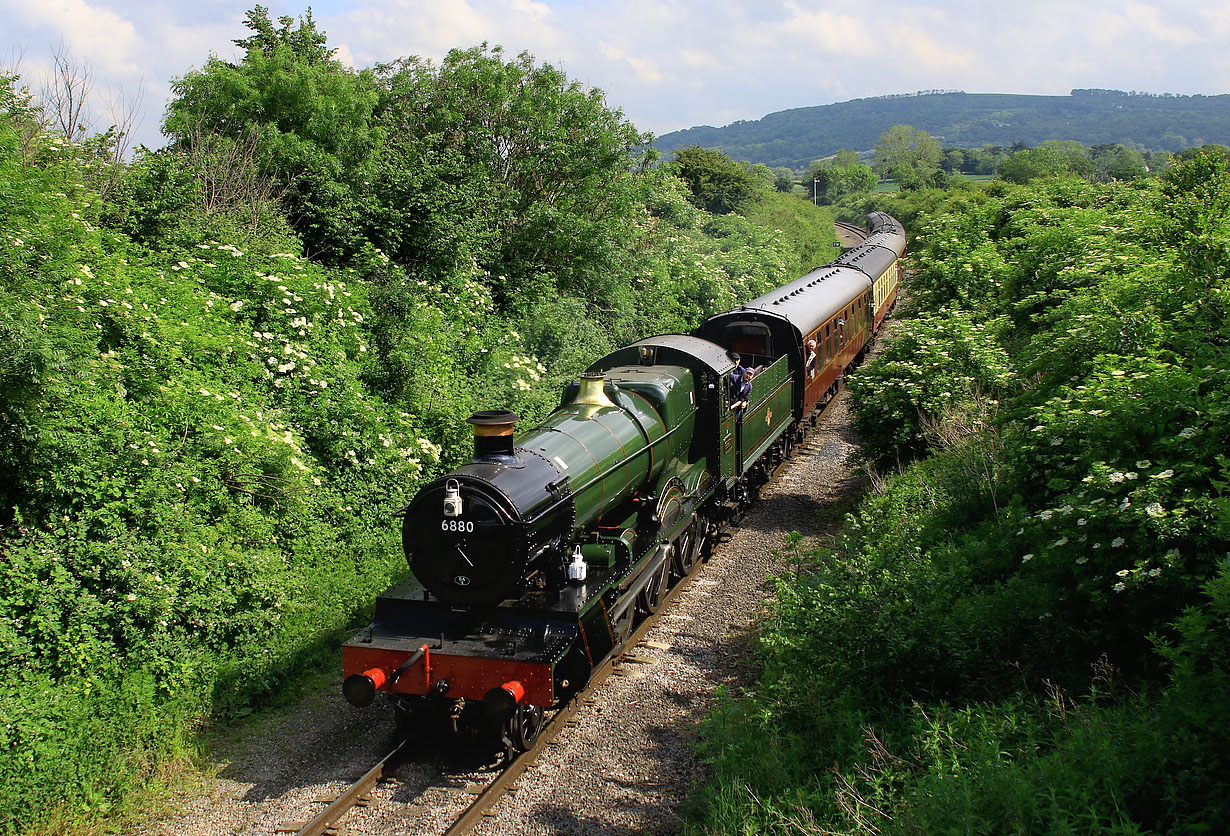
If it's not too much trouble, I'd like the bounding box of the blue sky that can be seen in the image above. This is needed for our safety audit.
[4,0,1229,153]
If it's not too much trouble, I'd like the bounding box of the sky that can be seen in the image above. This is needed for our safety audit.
[4,0,1230,153]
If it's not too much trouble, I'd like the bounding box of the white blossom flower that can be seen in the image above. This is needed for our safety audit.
[1021,554,1034,563]
[1111,537,1126,548]
[1109,472,1125,483]
[1152,469,1174,479]
[1147,568,1161,577]
[1038,509,1054,521]
[1178,427,1196,439]
[1145,503,1164,517]
[1117,569,1131,577]
[1052,537,1069,548]
[1113,582,1126,593]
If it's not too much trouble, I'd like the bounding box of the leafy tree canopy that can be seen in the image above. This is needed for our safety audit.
[804,150,877,204]
[234,4,333,64]
[671,145,762,214]
[998,145,1093,183]
[874,124,942,189]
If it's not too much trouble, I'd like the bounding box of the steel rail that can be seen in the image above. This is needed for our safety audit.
[291,739,411,836]
[441,552,707,836]
[834,220,870,246]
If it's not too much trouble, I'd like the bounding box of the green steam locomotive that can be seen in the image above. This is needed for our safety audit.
[342,212,906,752]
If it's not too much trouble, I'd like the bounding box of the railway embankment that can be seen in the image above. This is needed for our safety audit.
[689,167,1230,835]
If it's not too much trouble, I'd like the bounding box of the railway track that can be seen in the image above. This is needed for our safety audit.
[834,219,870,247]
[281,570,706,836]
[281,388,850,836]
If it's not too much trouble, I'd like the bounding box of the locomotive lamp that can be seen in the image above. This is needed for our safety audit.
[568,546,588,583]
[442,478,462,517]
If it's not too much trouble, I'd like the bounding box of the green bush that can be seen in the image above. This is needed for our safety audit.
[692,162,1230,834]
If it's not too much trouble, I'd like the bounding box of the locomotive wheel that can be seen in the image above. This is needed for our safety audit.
[638,545,672,616]
[510,704,545,751]
[672,524,701,579]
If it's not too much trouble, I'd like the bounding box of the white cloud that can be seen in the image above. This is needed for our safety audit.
[4,0,142,77]
[599,42,662,84]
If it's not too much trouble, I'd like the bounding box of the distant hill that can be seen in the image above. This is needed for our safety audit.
[653,90,1230,169]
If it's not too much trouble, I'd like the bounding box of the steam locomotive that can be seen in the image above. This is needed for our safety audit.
[342,212,906,752]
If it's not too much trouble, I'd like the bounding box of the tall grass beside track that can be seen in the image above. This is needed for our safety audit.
[689,161,1230,835]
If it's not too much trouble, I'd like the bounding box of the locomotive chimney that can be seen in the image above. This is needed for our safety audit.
[467,410,519,459]
[573,372,617,410]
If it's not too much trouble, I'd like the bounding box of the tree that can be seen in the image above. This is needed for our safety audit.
[771,166,794,192]
[804,149,877,204]
[372,44,651,306]
[1089,143,1148,181]
[941,147,965,173]
[164,6,384,262]
[873,125,941,189]
[832,148,860,168]
[672,146,761,214]
[998,146,1089,183]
